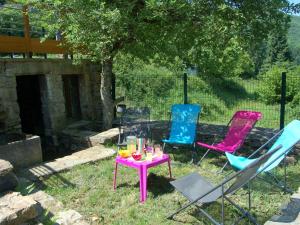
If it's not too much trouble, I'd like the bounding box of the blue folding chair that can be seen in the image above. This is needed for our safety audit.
[162,104,201,163]
[226,120,300,193]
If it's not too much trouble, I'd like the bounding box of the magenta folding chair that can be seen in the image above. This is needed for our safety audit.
[197,111,262,171]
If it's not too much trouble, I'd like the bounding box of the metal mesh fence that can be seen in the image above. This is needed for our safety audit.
[116,74,183,121]
[116,73,300,129]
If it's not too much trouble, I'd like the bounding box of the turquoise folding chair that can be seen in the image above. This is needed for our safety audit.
[162,104,201,163]
[226,120,300,193]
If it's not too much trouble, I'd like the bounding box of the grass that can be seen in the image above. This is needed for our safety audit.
[18,147,300,225]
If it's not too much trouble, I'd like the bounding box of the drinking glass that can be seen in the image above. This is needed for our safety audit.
[146,151,153,161]
[127,136,137,154]
[154,144,163,158]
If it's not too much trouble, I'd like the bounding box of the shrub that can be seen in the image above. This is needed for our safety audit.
[258,64,300,104]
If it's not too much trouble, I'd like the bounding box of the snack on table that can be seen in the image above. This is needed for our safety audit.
[132,153,142,161]
[118,150,131,158]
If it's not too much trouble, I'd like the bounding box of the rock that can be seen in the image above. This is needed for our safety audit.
[0,160,18,193]
[285,156,296,165]
[56,210,89,225]
[0,159,13,175]
[29,190,64,216]
[0,192,38,225]
[0,173,18,193]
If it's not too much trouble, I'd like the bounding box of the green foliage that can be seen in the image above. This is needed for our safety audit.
[18,0,295,69]
[264,14,292,65]
[0,6,23,36]
[288,16,300,64]
[288,92,300,119]
[258,64,300,104]
[0,3,50,38]
[287,65,300,118]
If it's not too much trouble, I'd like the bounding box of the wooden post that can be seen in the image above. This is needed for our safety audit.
[22,5,32,58]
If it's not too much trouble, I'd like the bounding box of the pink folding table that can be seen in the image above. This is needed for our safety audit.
[113,154,172,203]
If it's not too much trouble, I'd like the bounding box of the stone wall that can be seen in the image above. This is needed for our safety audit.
[0,59,102,140]
[0,96,6,134]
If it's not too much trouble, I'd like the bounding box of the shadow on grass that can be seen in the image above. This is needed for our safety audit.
[147,173,175,197]
[205,77,257,108]
[117,173,174,198]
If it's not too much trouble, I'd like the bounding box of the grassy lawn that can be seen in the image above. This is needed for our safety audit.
[19,148,300,225]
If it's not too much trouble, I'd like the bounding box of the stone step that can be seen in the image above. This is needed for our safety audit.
[0,192,38,225]
[88,128,119,146]
[19,146,115,181]
[61,126,118,147]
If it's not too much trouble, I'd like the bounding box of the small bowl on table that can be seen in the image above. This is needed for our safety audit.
[132,153,142,161]
[119,150,131,158]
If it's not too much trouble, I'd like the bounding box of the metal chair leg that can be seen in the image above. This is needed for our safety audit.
[217,161,229,174]
[190,143,197,164]
[225,197,259,225]
[163,142,166,152]
[198,149,210,166]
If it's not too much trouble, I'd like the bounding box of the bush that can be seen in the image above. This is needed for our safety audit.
[288,92,300,118]
[258,64,300,104]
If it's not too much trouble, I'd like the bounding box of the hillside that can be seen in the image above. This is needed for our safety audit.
[288,16,300,64]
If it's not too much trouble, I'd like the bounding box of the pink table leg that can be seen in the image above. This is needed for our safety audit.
[113,162,118,190]
[139,166,144,202]
[142,166,148,202]
[168,159,172,179]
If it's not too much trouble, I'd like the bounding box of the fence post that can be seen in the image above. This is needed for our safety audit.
[280,72,287,130]
[183,73,188,104]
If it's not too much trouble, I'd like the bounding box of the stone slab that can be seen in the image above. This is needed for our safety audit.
[0,136,42,169]
[0,192,38,225]
[264,189,300,225]
[265,213,300,225]
[20,146,115,180]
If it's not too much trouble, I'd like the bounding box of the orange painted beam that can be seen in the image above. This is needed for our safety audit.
[31,39,67,54]
[0,35,67,54]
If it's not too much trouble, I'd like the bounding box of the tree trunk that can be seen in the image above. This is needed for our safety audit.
[101,59,114,130]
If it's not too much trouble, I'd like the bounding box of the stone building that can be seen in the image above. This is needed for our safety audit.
[0,59,102,161]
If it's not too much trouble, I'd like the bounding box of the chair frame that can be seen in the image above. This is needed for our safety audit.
[168,145,283,225]
[198,111,262,171]
[162,104,201,163]
[243,129,293,193]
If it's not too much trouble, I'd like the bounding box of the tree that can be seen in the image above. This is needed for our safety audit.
[264,14,293,65]
[20,0,298,129]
